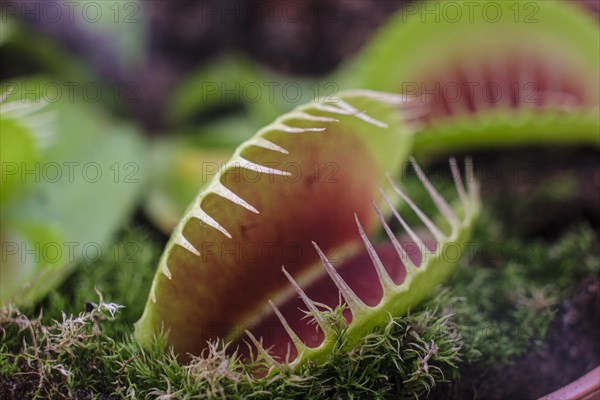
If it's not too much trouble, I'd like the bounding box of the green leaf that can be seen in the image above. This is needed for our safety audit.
[0,110,38,204]
[167,54,262,125]
[0,77,148,305]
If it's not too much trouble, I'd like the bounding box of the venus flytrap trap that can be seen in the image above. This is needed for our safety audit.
[344,0,600,155]
[136,90,417,357]
[135,89,480,378]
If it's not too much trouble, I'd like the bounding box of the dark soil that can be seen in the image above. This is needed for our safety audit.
[450,147,600,239]
[431,274,600,400]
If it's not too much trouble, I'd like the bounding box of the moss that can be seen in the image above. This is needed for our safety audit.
[35,227,161,339]
[1,219,597,399]
[1,161,599,398]
[435,213,599,366]
[1,299,464,399]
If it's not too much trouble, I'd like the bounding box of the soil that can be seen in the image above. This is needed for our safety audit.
[433,147,600,239]
[431,274,600,400]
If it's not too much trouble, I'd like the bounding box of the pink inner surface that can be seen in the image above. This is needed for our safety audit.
[243,239,434,362]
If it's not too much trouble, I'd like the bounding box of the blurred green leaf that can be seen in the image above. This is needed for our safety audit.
[167,54,260,125]
[0,113,38,204]
[0,76,148,305]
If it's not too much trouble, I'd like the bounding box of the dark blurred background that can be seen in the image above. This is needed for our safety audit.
[2,0,598,131]
[1,0,412,130]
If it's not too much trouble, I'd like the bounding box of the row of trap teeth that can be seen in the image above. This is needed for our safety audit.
[418,51,595,124]
[165,91,418,281]
[245,157,479,368]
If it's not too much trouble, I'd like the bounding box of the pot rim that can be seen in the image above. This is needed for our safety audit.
[538,366,600,400]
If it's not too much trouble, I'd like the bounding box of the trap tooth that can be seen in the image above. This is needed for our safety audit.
[287,111,339,123]
[252,137,289,154]
[354,213,396,291]
[379,189,426,253]
[371,202,418,274]
[464,157,480,204]
[268,300,306,353]
[174,233,201,257]
[188,203,232,239]
[409,157,459,227]
[312,102,356,116]
[353,111,388,129]
[312,242,368,316]
[236,157,291,176]
[161,263,172,279]
[449,157,469,212]
[1,99,47,115]
[336,99,388,128]
[386,173,446,243]
[272,122,326,133]
[245,330,278,366]
[346,90,411,106]
[213,182,259,214]
[282,267,332,335]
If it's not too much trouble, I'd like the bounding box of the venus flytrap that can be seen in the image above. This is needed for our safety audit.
[136,90,480,374]
[136,90,417,357]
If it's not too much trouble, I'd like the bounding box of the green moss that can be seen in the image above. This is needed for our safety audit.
[1,162,598,398]
[1,299,463,399]
[33,227,160,340]
[434,215,598,365]
[1,216,597,398]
